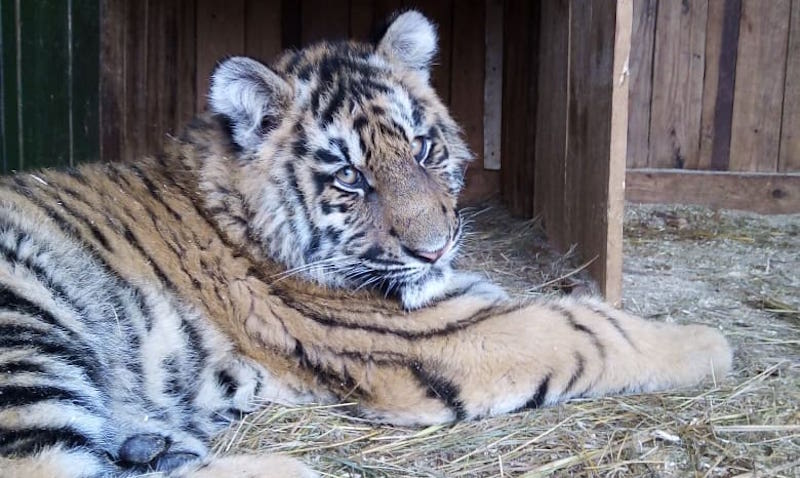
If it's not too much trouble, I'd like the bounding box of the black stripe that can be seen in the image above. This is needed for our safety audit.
[0,385,88,409]
[410,361,465,421]
[0,426,93,456]
[0,286,64,331]
[564,352,585,394]
[320,79,346,126]
[522,374,551,410]
[0,328,105,388]
[0,360,46,374]
[273,288,520,340]
[314,148,342,165]
[551,304,607,360]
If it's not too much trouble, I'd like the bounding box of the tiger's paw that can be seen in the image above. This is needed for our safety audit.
[179,454,318,478]
[400,269,508,310]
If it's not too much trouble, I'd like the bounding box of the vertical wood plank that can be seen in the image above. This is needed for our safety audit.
[99,0,125,162]
[648,0,707,169]
[175,0,196,132]
[779,0,800,172]
[533,0,569,246]
[123,0,147,161]
[626,0,656,168]
[19,0,71,169]
[482,0,502,170]
[566,0,627,303]
[605,0,632,304]
[161,0,179,138]
[697,0,724,169]
[349,0,374,40]
[0,0,20,172]
[196,0,245,112]
[71,0,100,164]
[708,0,741,171]
[246,0,282,63]
[281,0,302,50]
[451,0,493,204]
[729,0,791,171]
[500,0,536,216]
[301,0,349,46]
[404,0,453,104]
[145,0,166,153]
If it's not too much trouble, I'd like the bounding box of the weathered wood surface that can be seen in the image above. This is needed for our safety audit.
[627,170,800,215]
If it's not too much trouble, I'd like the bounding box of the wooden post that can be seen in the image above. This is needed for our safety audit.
[522,0,630,304]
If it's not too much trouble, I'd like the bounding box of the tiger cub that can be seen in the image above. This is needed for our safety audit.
[0,10,731,478]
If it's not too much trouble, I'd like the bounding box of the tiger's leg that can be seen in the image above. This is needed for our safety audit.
[271,295,732,425]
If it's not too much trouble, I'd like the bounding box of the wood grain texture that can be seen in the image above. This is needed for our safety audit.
[566,0,625,304]
[482,0,502,171]
[99,0,125,163]
[450,0,493,203]
[500,0,536,217]
[648,0,707,169]
[605,0,631,304]
[697,0,724,170]
[779,0,800,172]
[145,0,167,152]
[196,0,246,112]
[175,0,197,132]
[626,0,656,168]
[708,0,741,171]
[301,0,349,46]
[246,0,283,63]
[533,0,568,244]
[122,0,147,161]
[627,169,800,214]
[729,0,791,171]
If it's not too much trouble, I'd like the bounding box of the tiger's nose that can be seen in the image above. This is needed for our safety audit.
[412,239,454,263]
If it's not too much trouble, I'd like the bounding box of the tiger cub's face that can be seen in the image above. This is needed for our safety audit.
[209,11,472,309]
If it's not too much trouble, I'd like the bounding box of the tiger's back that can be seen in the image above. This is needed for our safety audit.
[0,10,731,478]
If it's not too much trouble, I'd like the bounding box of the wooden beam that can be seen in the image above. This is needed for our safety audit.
[563,0,630,305]
[605,0,631,304]
[626,169,800,214]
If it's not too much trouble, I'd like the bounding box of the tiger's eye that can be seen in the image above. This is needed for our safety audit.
[335,166,359,185]
[411,136,431,165]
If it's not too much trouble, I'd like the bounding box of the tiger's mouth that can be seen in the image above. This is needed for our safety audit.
[359,215,465,300]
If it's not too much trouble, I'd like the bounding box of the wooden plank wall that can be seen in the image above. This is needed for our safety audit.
[627,0,800,213]
[0,0,100,173]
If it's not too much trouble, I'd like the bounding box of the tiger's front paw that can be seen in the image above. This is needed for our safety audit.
[180,454,317,478]
[399,269,508,310]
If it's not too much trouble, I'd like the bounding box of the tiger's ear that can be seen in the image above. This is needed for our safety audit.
[377,10,438,81]
[209,56,292,152]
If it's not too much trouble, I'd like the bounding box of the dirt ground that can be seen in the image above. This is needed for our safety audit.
[213,202,800,478]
